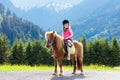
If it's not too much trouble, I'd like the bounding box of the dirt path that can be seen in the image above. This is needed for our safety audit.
[0,70,120,80]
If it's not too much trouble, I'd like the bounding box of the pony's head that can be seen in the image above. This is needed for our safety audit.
[45,31,63,50]
[45,31,56,48]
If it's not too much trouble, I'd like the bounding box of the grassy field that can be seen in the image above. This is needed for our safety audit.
[0,64,120,72]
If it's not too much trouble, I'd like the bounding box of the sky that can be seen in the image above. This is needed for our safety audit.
[10,0,83,11]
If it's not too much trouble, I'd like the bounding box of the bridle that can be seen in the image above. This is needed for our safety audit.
[47,37,56,46]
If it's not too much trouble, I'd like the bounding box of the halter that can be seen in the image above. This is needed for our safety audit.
[48,37,56,46]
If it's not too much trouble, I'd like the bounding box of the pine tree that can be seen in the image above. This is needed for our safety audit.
[100,38,110,65]
[28,40,53,66]
[28,40,38,65]
[91,38,103,64]
[10,38,19,64]
[26,41,33,65]
[109,37,120,66]
[17,39,26,64]
[87,41,94,65]
[10,39,26,64]
[0,35,9,64]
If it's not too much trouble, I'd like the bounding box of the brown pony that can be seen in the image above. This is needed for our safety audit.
[45,31,83,76]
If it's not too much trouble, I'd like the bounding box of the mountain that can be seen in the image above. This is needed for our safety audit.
[0,3,44,44]
[72,0,120,41]
[0,0,110,31]
[0,0,120,41]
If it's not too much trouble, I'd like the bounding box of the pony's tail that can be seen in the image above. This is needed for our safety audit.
[74,40,83,70]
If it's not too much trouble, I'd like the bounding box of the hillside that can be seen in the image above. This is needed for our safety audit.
[0,0,110,31]
[72,0,120,41]
[0,3,44,44]
[0,0,120,41]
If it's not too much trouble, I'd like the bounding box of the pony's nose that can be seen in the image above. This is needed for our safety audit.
[47,46,49,48]
[45,45,49,48]
[46,45,50,48]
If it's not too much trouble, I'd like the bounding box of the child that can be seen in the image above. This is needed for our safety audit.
[62,20,73,60]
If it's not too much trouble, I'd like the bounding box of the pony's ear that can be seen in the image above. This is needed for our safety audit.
[53,31,55,34]
[53,31,56,37]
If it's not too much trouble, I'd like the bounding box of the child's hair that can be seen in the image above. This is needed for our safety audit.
[62,20,69,26]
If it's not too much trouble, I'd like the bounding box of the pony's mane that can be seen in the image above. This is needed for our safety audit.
[55,32,64,50]
[45,31,52,40]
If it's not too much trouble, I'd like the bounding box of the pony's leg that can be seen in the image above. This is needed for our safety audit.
[79,58,84,75]
[59,57,64,76]
[72,55,77,74]
[67,46,70,60]
[53,58,58,75]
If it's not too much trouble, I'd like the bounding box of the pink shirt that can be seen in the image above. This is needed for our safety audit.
[63,29,72,39]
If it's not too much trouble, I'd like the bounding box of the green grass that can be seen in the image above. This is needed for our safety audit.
[84,64,120,71]
[0,64,120,72]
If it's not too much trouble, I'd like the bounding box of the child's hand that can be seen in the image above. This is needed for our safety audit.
[66,36,71,39]
[65,37,69,39]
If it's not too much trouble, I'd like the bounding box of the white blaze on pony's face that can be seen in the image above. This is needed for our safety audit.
[45,31,56,48]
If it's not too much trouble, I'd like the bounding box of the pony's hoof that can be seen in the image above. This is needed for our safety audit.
[59,73,64,76]
[80,72,84,75]
[52,73,57,75]
[72,72,76,74]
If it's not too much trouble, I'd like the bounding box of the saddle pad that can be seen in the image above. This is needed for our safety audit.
[69,42,75,54]
[67,40,75,54]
